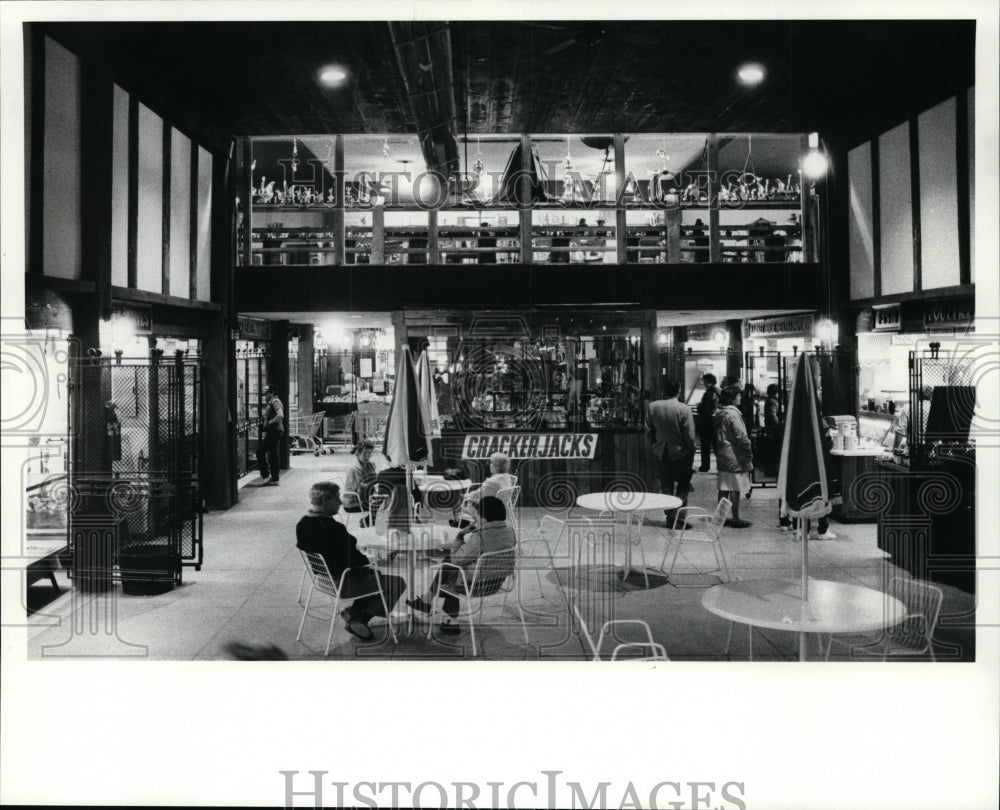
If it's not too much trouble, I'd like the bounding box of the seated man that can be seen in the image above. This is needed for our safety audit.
[449,451,516,528]
[295,481,405,641]
[406,496,516,634]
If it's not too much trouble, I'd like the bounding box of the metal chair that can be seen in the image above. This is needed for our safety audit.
[661,498,732,585]
[296,550,398,654]
[426,547,528,657]
[573,605,668,661]
[825,576,943,661]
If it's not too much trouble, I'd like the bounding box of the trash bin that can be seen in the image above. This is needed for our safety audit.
[118,541,177,595]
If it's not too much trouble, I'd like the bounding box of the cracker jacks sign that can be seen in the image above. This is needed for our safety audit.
[462,434,598,460]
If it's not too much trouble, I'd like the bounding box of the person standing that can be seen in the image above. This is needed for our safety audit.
[714,386,753,528]
[646,380,697,528]
[257,383,283,486]
[696,373,720,472]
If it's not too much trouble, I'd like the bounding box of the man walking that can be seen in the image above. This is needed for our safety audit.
[257,383,283,485]
[696,373,720,472]
[647,380,697,528]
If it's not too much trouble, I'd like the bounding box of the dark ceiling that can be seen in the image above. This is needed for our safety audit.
[41,19,975,148]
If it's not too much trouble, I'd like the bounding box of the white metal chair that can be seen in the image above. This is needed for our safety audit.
[497,484,521,530]
[661,497,732,584]
[426,547,528,657]
[825,576,943,661]
[573,605,669,661]
[296,550,398,654]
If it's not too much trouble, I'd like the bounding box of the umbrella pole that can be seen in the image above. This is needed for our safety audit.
[799,517,810,661]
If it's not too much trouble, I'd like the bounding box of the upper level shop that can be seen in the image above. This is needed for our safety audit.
[236,132,821,268]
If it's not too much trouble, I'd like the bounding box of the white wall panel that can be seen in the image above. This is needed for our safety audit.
[42,37,82,279]
[848,142,874,299]
[135,103,163,293]
[110,84,129,287]
[196,147,213,302]
[918,98,960,290]
[878,122,913,295]
[169,129,192,298]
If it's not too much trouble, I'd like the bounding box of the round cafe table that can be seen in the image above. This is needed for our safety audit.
[413,476,474,516]
[576,491,682,587]
[701,578,908,661]
[352,523,459,633]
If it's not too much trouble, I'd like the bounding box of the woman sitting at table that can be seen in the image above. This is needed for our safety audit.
[449,451,515,529]
[406,496,516,634]
[343,439,378,526]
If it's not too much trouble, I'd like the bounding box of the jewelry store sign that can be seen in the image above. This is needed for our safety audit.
[462,433,598,459]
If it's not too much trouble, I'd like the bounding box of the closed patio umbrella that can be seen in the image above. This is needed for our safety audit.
[382,345,428,532]
[776,351,831,660]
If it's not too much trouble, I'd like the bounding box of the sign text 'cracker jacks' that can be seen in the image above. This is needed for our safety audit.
[462,434,598,460]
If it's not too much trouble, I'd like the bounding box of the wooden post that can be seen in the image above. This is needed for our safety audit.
[615,134,628,264]
[707,134,721,262]
[333,134,345,265]
[428,209,440,264]
[664,206,682,262]
[372,204,385,265]
[519,134,532,264]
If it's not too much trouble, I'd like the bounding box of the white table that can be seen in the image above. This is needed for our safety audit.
[352,524,459,632]
[576,492,682,586]
[413,476,474,517]
[701,578,908,661]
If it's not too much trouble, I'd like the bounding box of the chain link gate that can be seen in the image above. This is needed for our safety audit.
[67,352,203,594]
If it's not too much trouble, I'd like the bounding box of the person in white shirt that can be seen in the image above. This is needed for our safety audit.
[449,452,515,528]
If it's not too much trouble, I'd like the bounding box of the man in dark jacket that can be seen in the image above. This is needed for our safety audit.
[696,373,720,472]
[646,380,696,528]
[296,481,405,641]
[257,384,284,485]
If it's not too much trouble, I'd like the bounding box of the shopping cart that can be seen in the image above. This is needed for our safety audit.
[289,411,329,455]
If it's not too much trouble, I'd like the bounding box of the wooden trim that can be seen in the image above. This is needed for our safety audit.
[162,122,172,295]
[127,94,139,288]
[519,133,532,264]
[111,285,221,311]
[707,134,720,262]
[241,137,253,268]
[333,134,345,265]
[847,283,974,308]
[25,273,97,293]
[189,140,199,299]
[955,89,972,285]
[870,137,881,297]
[27,27,46,277]
[615,134,628,264]
[909,118,921,292]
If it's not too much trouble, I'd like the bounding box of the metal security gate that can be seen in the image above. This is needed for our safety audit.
[67,352,203,592]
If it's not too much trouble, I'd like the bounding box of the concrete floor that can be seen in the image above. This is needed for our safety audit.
[25,450,976,661]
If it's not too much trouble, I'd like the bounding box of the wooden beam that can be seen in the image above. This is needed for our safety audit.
[870,137,881,297]
[615,134,628,265]
[162,122,172,295]
[909,118,922,292]
[707,134,720,262]
[27,26,46,277]
[519,133,532,264]
[189,138,199,299]
[127,94,139,289]
[111,285,221,310]
[955,89,971,286]
[333,134,346,265]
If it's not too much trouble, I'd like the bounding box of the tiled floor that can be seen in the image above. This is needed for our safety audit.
[26,451,976,661]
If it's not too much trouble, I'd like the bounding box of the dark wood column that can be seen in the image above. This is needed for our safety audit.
[270,319,291,469]
[726,319,743,383]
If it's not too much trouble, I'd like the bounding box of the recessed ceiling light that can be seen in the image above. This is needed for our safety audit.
[736,63,765,86]
[318,65,348,88]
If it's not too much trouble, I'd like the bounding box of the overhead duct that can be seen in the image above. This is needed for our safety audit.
[388,21,460,182]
